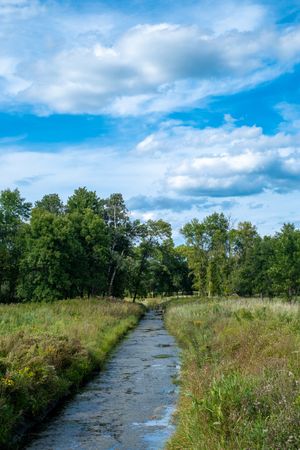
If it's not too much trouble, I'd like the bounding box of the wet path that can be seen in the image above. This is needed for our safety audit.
[25,310,179,450]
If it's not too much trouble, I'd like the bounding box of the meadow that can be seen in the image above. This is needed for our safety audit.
[0,298,143,448]
[165,297,300,449]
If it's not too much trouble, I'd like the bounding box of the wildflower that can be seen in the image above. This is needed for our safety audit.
[2,378,14,386]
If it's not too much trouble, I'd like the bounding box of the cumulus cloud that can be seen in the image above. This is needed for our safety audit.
[135,121,300,197]
[0,0,299,115]
[1,119,300,238]
[2,121,300,205]
[21,24,300,115]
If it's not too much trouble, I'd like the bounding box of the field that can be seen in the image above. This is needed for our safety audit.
[165,298,300,449]
[0,298,143,448]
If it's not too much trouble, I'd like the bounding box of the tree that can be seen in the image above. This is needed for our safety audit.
[229,221,260,296]
[66,208,109,298]
[269,224,300,298]
[130,220,172,302]
[104,194,134,297]
[181,219,207,295]
[35,194,64,214]
[202,213,230,296]
[18,209,71,302]
[144,242,193,297]
[66,187,104,215]
[182,213,230,297]
[0,189,31,302]
[252,236,275,298]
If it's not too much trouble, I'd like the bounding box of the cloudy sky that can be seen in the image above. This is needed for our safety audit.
[1,0,300,239]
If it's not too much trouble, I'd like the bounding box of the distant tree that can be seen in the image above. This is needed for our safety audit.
[73,209,109,297]
[182,213,230,297]
[2,185,300,305]
[145,242,193,296]
[0,189,31,302]
[229,221,260,295]
[130,220,172,302]
[181,219,207,295]
[19,192,109,301]
[66,208,109,298]
[202,213,230,296]
[18,209,71,302]
[252,236,275,298]
[66,187,104,215]
[104,194,134,297]
[269,224,300,298]
[35,193,64,214]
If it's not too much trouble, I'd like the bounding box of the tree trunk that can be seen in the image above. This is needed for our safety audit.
[132,252,147,303]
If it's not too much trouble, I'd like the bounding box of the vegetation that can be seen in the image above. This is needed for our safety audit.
[181,214,300,299]
[165,297,300,449]
[0,298,143,448]
[1,186,300,447]
[0,188,192,303]
[1,187,300,303]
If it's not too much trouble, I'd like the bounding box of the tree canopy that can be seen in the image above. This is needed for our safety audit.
[0,187,299,302]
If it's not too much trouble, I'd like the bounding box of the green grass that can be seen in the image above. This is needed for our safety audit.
[0,298,143,449]
[165,298,300,449]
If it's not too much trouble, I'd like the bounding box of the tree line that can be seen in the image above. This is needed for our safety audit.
[181,213,300,299]
[0,187,299,303]
[0,188,191,302]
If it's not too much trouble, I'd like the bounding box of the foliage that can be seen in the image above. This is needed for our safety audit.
[182,214,300,298]
[1,186,300,302]
[0,189,31,302]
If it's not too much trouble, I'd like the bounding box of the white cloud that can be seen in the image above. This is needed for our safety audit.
[1,119,300,238]
[210,2,267,34]
[135,121,300,196]
[0,1,299,115]
[0,143,165,203]
[1,121,300,204]
[276,102,300,133]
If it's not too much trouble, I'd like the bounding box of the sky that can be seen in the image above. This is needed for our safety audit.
[1,0,300,241]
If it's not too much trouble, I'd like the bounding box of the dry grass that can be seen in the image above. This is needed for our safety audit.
[0,298,143,449]
[166,298,300,449]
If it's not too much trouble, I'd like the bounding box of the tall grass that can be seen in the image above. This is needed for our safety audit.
[165,298,300,449]
[0,298,143,449]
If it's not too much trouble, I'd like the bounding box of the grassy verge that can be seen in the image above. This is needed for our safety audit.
[0,298,143,448]
[165,298,300,449]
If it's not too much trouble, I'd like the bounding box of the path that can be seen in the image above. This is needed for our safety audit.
[25,310,179,450]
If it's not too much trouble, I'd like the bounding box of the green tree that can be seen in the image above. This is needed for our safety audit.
[66,208,109,298]
[0,189,31,302]
[104,194,134,297]
[18,209,71,301]
[202,213,230,296]
[35,193,64,214]
[67,187,104,215]
[181,220,207,295]
[269,224,300,298]
[130,220,172,301]
[229,221,260,296]
[182,213,230,297]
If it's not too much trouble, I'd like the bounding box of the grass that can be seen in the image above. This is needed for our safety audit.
[0,298,143,449]
[165,297,300,449]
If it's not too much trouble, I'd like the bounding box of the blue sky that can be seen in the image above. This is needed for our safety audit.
[1,0,300,239]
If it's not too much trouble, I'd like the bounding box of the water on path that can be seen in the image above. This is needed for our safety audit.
[25,310,179,450]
